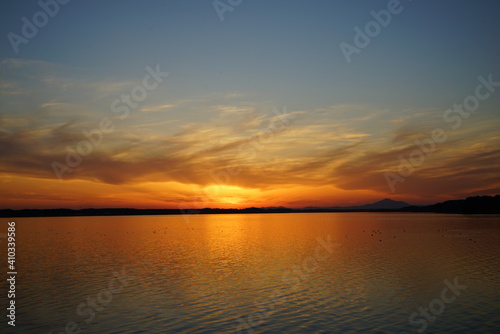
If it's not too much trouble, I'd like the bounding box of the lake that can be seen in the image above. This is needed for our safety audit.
[1,213,499,333]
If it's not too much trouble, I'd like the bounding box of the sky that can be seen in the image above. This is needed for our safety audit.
[1,0,500,209]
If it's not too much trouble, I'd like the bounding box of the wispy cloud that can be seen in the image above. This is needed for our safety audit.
[1,59,498,207]
[140,104,176,113]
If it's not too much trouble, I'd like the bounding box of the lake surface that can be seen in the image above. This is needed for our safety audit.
[1,213,499,333]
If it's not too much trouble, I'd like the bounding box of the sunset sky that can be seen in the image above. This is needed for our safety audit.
[1,0,500,209]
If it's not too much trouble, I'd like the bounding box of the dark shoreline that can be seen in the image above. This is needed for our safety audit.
[1,195,499,217]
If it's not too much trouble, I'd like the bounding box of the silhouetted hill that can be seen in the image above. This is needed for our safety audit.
[401,195,500,214]
[0,196,497,217]
[301,198,411,212]
[352,198,411,210]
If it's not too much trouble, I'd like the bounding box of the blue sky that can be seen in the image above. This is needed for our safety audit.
[1,0,500,208]
[2,0,500,109]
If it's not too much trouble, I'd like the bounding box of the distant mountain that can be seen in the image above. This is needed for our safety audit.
[308,198,412,211]
[354,198,411,210]
[1,196,498,217]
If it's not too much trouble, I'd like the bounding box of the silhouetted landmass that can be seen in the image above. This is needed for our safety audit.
[1,195,498,217]
[302,198,410,212]
[0,206,294,218]
[400,195,500,214]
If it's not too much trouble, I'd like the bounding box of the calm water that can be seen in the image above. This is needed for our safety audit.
[1,213,499,333]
